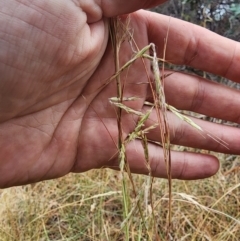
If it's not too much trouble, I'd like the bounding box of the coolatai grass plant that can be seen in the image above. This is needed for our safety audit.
[0,15,239,241]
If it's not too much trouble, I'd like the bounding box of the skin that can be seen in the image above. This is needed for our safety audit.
[0,0,240,188]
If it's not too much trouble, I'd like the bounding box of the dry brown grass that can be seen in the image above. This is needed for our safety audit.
[0,156,239,241]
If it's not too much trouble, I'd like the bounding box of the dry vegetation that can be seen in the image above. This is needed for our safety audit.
[0,6,240,241]
[0,157,239,240]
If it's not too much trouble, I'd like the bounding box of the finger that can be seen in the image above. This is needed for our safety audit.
[100,0,166,17]
[144,108,240,154]
[137,11,240,82]
[147,71,240,123]
[109,140,219,180]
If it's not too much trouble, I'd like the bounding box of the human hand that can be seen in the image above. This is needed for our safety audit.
[0,0,240,188]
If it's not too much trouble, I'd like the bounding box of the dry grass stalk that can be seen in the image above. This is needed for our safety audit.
[109,15,175,239]
[107,15,234,240]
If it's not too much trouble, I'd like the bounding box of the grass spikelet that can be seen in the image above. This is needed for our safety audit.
[167,104,203,131]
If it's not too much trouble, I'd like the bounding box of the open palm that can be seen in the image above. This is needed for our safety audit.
[1,0,240,188]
